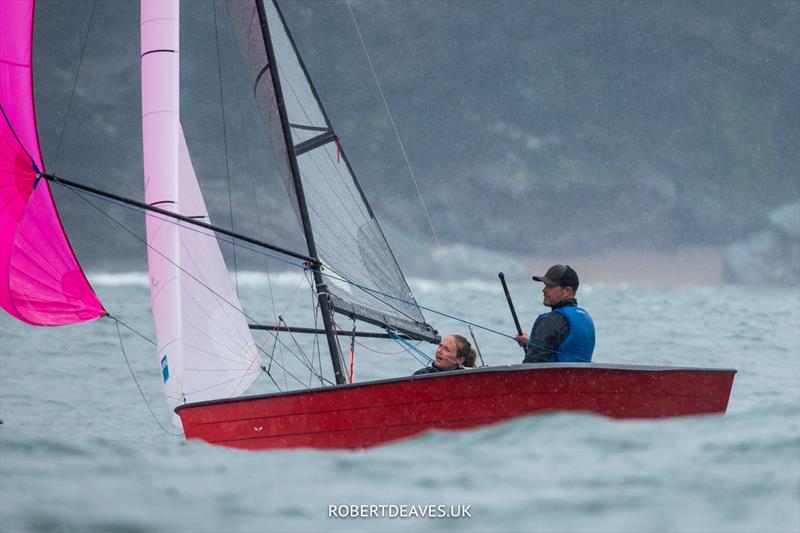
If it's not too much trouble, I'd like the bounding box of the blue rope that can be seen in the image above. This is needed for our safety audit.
[389,332,433,365]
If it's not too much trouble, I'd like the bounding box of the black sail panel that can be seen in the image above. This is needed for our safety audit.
[225,1,300,219]
[226,0,437,342]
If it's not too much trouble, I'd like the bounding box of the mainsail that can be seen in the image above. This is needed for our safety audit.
[141,0,261,425]
[0,0,105,326]
[226,0,438,343]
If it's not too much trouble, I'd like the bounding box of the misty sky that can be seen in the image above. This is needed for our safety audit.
[29,0,800,277]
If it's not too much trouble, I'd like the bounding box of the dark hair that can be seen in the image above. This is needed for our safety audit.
[451,334,477,368]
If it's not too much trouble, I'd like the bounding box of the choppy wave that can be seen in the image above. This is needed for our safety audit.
[88,272,150,287]
[3,279,798,533]
[88,270,309,288]
[87,270,536,294]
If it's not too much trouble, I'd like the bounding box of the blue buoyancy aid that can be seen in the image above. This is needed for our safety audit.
[534,305,595,362]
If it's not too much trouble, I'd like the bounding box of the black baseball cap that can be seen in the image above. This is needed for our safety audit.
[532,264,580,290]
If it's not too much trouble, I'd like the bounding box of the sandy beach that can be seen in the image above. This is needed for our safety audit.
[525,246,724,286]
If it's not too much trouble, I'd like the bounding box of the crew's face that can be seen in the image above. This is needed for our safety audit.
[434,335,465,370]
[542,284,572,306]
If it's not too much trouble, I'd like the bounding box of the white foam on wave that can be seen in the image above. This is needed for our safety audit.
[88,272,149,287]
[87,270,309,288]
[87,271,617,299]
[88,271,562,310]
[408,277,500,294]
[232,270,307,288]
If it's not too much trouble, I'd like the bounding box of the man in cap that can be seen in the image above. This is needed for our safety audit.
[514,264,595,363]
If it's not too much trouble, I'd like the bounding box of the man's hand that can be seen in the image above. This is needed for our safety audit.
[514,333,529,348]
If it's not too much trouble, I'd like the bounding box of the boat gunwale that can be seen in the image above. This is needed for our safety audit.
[174,362,737,413]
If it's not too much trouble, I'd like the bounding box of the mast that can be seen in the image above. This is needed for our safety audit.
[254,0,438,345]
[255,0,347,385]
[141,0,262,424]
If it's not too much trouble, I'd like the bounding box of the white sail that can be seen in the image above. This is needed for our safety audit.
[141,0,260,427]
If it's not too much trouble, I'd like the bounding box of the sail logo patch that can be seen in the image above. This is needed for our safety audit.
[161,355,170,383]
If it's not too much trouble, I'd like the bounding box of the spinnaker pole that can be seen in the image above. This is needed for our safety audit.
[41,173,317,264]
[255,0,346,385]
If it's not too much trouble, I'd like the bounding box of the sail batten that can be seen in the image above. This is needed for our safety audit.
[294,132,335,156]
[0,0,105,326]
[226,0,438,344]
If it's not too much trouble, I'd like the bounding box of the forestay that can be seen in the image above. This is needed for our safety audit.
[0,0,105,326]
[226,0,438,342]
[141,0,260,426]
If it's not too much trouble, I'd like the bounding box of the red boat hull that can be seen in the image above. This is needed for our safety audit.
[176,364,736,450]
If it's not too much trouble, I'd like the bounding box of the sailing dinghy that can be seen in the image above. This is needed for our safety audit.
[0,0,736,450]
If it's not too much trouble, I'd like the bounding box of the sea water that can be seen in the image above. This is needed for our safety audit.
[1,274,798,533]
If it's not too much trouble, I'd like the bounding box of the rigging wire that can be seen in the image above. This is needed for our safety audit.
[468,325,487,367]
[27,0,568,363]
[112,305,308,424]
[280,317,321,382]
[57,178,306,269]
[318,267,518,342]
[389,332,433,366]
[212,0,239,293]
[250,274,330,388]
[46,170,425,332]
[254,274,306,355]
[354,338,422,355]
[52,0,97,170]
[110,315,183,437]
[52,173,531,352]
[213,2,281,326]
[255,336,329,389]
[113,317,157,346]
[60,184,335,385]
[264,331,283,391]
[46,174,573,358]
[52,173,532,352]
[345,2,441,248]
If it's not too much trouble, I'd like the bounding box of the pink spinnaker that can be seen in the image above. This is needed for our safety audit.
[0,0,105,325]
